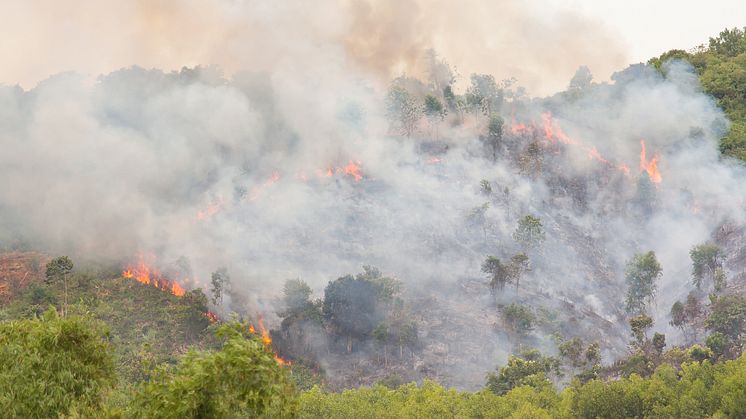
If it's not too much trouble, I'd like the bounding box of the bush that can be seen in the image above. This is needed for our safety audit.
[0,309,116,417]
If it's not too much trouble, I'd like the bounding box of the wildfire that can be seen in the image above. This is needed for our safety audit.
[511,113,657,179]
[341,161,363,181]
[317,161,364,182]
[541,112,576,145]
[639,140,662,183]
[248,171,281,202]
[205,311,219,323]
[249,316,290,366]
[248,161,363,202]
[121,254,187,297]
[196,197,224,221]
[510,114,531,135]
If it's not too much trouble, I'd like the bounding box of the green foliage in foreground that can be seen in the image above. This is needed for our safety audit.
[0,309,116,418]
[123,322,296,418]
[0,272,214,384]
[1,289,746,418]
[299,354,746,418]
[0,314,296,418]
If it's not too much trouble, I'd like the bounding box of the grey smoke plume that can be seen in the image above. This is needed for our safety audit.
[0,0,626,95]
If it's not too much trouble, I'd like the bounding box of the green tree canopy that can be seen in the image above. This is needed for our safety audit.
[690,242,724,289]
[705,294,746,343]
[45,256,74,316]
[322,274,382,352]
[128,321,296,418]
[513,215,545,248]
[624,251,662,315]
[0,309,116,417]
[486,349,559,396]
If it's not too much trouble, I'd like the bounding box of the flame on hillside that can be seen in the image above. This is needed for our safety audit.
[639,140,662,184]
[121,254,187,297]
[511,113,659,180]
[196,198,224,221]
[249,316,290,365]
[541,112,576,145]
[194,161,365,221]
[316,161,363,182]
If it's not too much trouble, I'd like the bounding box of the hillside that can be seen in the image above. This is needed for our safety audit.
[0,262,216,384]
[2,16,746,417]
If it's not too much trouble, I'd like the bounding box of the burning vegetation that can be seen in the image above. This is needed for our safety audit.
[122,255,187,297]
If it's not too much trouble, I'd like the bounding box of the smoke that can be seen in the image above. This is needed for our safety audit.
[1,2,745,389]
[0,0,626,95]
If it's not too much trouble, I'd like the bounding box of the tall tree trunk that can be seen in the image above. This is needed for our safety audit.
[63,274,68,317]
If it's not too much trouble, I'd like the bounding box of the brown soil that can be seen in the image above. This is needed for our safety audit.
[0,252,48,303]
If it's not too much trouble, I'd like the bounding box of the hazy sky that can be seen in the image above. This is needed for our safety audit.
[0,1,743,94]
[551,0,746,63]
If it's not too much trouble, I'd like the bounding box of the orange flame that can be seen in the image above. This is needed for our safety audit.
[248,171,282,202]
[511,114,531,135]
[541,112,576,145]
[196,197,224,221]
[511,112,636,178]
[258,317,272,346]
[639,140,662,183]
[205,311,219,323]
[249,317,290,366]
[121,254,189,297]
[341,161,363,182]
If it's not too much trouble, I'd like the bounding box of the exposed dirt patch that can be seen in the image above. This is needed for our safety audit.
[0,252,48,303]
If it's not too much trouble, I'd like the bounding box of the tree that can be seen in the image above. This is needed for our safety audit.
[424,49,455,95]
[45,256,73,316]
[322,275,382,353]
[690,242,724,289]
[559,337,585,368]
[629,314,653,349]
[624,251,662,315]
[482,253,530,292]
[705,294,746,343]
[652,332,666,356]
[210,267,230,305]
[486,349,559,395]
[479,179,492,196]
[485,114,504,161]
[670,301,686,329]
[568,65,593,92]
[670,292,703,341]
[283,279,313,316]
[705,332,729,359]
[466,74,501,115]
[0,309,116,417]
[468,202,491,239]
[519,140,543,177]
[128,321,297,418]
[482,256,511,292]
[423,94,446,139]
[709,27,746,57]
[385,86,422,137]
[513,215,545,248]
[509,253,530,288]
[500,303,536,335]
[423,94,445,121]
